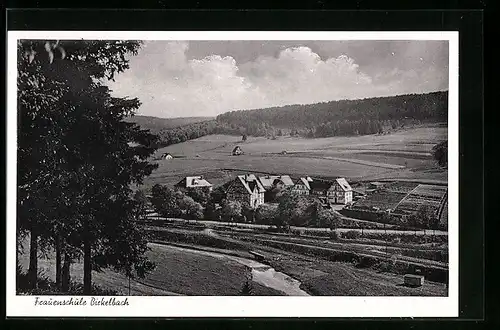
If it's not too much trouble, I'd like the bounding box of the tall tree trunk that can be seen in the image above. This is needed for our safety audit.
[83,218,92,295]
[61,251,71,292]
[27,224,38,289]
[55,234,62,289]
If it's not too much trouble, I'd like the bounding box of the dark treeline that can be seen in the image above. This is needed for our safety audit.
[154,120,239,148]
[154,91,448,148]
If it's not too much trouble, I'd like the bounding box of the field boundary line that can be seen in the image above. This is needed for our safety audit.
[393,184,422,211]
[436,190,448,221]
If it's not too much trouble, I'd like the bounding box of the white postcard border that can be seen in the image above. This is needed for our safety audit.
[6,31,459,318]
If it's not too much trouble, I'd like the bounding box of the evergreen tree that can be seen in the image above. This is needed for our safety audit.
[17,40,159,293]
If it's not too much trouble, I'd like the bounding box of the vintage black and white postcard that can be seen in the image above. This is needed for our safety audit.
[6,31,458,317]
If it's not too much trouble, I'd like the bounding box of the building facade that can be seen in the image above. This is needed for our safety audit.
[161,153,173,160]
[310,178,353,205]
[226,174,265,208]
[290,177,311,196]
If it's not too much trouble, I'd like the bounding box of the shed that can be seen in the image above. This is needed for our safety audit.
[404,274,424,287]
[232,146,243,156]
[161,152,173,160]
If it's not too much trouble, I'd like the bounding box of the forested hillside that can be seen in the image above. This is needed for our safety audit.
[125,115,213,134]
[217,91,447,136]
[150,91,448,148]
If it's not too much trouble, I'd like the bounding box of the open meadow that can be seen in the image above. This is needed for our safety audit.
[141,124,447,190]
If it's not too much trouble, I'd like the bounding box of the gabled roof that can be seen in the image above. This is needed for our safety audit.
[309,178,352,192]
[296,177,311,190]
[310,180,332,191]
[176,176,213,188]
[279,175,294,186]
[258,176,278,189]
[232,146,242,152]
[335,178,352,191]
[258,175,295,189]
[235,175,265,194]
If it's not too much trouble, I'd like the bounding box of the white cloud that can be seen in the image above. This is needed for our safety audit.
[108,41,447,118]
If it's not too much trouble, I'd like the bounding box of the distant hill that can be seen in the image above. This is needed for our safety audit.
[125,115,213,134]
[140,91,448,148]
[216,91,448,137]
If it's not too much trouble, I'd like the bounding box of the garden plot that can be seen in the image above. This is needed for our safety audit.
[352,190,408,210]
[394,184,447,215]
[395,196,441,214]
[385,181,419,193]
[411,184,447,201]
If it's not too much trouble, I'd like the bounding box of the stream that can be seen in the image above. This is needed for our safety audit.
[149,243,309,296]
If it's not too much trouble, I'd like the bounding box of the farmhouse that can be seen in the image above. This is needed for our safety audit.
[175,176,213,193]
[226,174,265,209]
[232,146,243,156]
[290,177,311,196]
[310,178,353,205]
[161,152,173,160]
[258,175,295,202]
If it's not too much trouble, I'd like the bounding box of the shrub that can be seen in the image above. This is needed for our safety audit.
[343,230,362,239]
[146,228,248,251]
[329,231,340,240]
[374,260,396,273]
[16,267,119,296]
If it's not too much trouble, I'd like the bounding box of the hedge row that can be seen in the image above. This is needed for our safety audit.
[237,237,448,283]
[144,219,207,230]
[399,248,449,263]
[358,232,448,244]
[146,228,248,251]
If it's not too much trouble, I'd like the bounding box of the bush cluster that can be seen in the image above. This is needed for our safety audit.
[17,267,118,296]
[342,230,362,239]
[146,228,248,251]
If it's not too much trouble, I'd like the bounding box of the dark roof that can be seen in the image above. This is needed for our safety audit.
[309,180,332,190]
[233,175,266,194]
[232,146,241,152]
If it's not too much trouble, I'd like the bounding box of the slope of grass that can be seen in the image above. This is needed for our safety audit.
[142,125,448,190]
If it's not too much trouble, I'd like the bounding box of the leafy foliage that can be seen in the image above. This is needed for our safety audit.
[17,40,159,292]
[408,205,439,230]
[432,141,448,167]
[151,184,204,220]
[275,193,310,228]
[254,204,279,225]
[220,200,243,222]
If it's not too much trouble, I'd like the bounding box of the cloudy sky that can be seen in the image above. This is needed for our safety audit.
[107,40,449,118]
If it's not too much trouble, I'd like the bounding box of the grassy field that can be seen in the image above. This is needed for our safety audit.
[260,247,447,296]
[140,124,448,190]
[17,240,281,296]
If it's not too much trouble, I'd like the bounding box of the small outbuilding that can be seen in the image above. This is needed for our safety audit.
[232,146,243,156]
[175,175,213,193]
[404,274,424,287]
[161,152,173,160]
